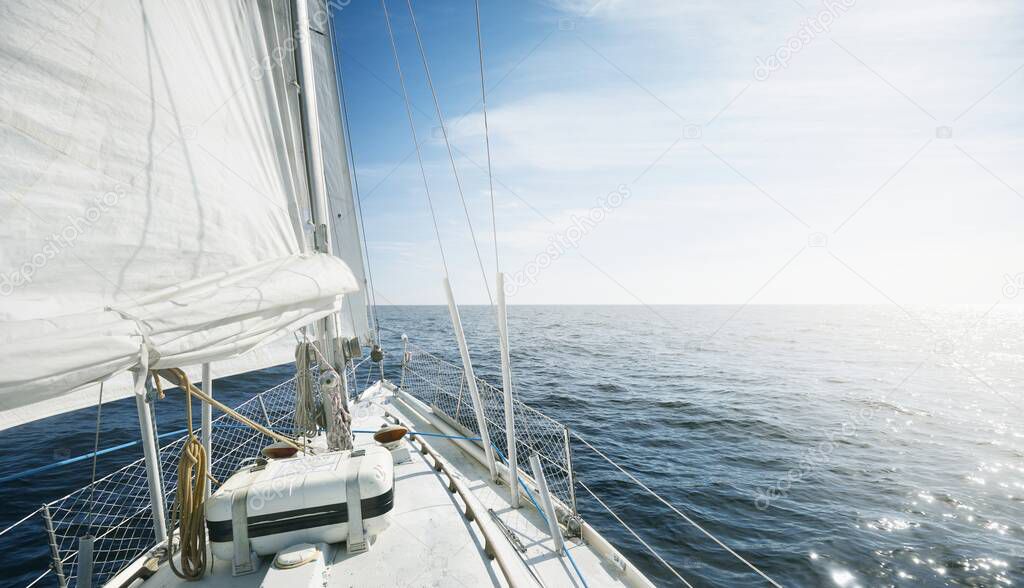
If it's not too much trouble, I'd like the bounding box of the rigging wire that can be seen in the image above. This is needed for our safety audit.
[573,432,783,588]
[473,0,500,275]
[332,17,382,344]
[380,0,450,279]
[385,0,526,439]
[405,0,494,305]
[577,479,694,587]
[0,508,44,539]
[470,0,525,404]
[84,382,104,536]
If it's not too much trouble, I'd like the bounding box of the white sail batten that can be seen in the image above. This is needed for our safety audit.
[0,0,362,429]
[311,0,373,345]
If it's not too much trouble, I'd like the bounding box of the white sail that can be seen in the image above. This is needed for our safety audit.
[310,0,374,345]
[0,0,359,429]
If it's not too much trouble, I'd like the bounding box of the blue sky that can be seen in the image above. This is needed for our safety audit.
[332,0,1024,306]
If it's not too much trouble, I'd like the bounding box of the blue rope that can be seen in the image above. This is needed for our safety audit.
[560,531,590,587]
[0,428,189,484]
[491,444,590,588]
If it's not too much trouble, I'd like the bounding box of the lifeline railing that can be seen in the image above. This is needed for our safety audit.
[393,332,782,588]
[2,337,781,588]
[396,336,577,514]
[0,360,372,588]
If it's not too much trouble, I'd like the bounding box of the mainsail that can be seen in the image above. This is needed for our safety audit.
[0,0,368,429]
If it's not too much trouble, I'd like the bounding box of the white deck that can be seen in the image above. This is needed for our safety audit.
[138,383,648,588]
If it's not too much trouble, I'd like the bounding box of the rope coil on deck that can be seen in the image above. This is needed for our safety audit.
[153,367,308,581]
[154,370,207,580]
[294,342,321,437]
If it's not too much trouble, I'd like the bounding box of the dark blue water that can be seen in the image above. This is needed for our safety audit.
[3,305,1023,587]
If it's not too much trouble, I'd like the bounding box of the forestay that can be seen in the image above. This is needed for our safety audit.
[0,0,363,429]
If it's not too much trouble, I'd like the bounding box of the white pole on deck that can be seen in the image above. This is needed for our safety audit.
[529,454,565,555]
[201,363,213,499]
[135,370,167,544]
[443,277,498,481]
[496,273,520,507]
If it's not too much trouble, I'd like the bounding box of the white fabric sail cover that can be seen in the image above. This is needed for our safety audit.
[0,0,359,429]
[0,254,356,428]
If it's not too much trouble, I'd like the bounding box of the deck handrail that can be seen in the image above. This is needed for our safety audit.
[379,408,540,588]
[393,330,780,588]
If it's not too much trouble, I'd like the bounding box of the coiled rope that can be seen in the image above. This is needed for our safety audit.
[154,371,207,580]
[294,342,320,437]
[299,339,353,450]
[152,367,304,581]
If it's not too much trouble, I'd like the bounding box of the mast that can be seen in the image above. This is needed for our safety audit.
[293,0,345,378]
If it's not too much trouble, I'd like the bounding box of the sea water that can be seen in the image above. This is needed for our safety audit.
[2,305,1022,586]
